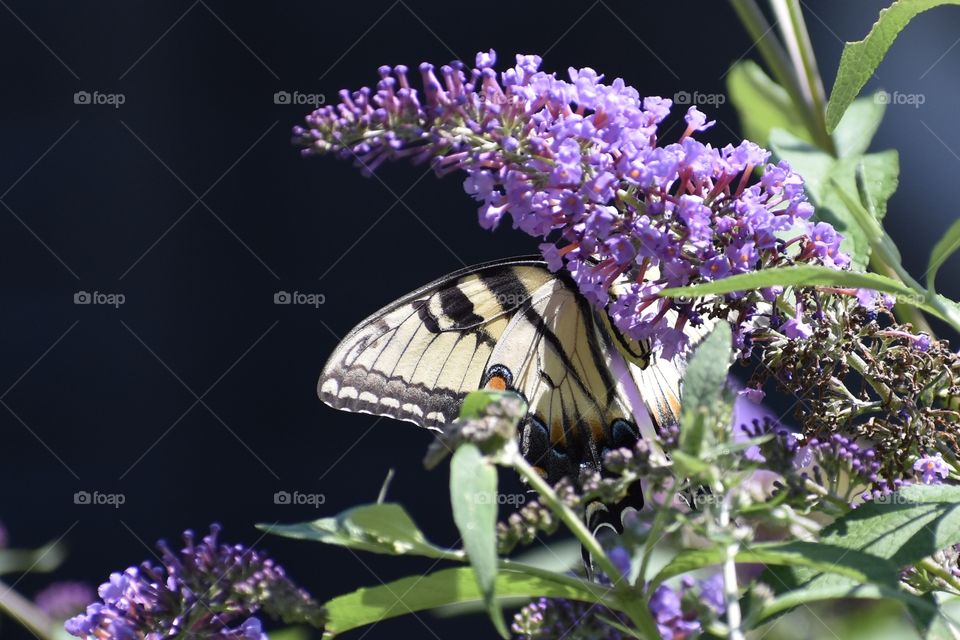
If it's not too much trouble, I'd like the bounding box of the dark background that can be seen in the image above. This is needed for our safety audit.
[0,2,958,638]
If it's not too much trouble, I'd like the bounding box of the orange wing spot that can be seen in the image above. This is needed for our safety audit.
[550,422,566,447]
[486,375,507,391]
[532,466,548,479]
[590,420,605,442]
[667,392,682,420]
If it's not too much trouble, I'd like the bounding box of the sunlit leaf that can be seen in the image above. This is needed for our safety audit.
[450,444,507,637]
[825,0,960,131]
[262,503,462,560]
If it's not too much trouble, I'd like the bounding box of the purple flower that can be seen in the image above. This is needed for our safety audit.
[648,582,703,639]
[295,50,850,357]
[738,387,765,403]
[914,454,950,484]
[34,582,95,620]
[608,546,631,581]
[64,525,324,639]
[782,306,813,340]
[683,106,715,133]
[699,573,726,614]
[913,333,932,352]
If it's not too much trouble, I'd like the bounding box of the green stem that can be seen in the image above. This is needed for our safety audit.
[637,488,677,590]
[0,580,57,640]
[728,0,831,151]
[511,454,660,638]
[727,0,800,104]
[918,557,960,595]
[803,478,851,512]
[716,500,745,640]
[772,0,836,154]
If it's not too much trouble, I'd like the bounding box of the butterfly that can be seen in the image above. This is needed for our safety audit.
[318,256,703,531]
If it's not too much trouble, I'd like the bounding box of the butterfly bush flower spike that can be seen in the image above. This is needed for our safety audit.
[64,525,324,639]
[293,50,852,358]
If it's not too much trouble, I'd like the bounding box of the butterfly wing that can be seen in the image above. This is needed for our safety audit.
[318,257,555,430]
[319,257,701,485]
[485,278,640,482]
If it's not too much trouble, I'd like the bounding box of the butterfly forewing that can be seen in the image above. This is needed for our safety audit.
[318,258,554,429]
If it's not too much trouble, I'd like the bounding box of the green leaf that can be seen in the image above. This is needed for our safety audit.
[852,150,900,222]
[726,60,813,147]
[323,567,607,637]
[770,129,901,267]
[450,444,507,638]
[769,129,870,267]
[909,592,960,640]
[759,582,932,620]
[661,265,914,299]
[458,389,502,419]
[822,485,960,567]
[763,485,960,622]
[651,541,899,589]
[826,0,960,132]
[678,323,732,457]
[262,503,462,560]
[0,542,65,575]
[832,94,887,158]
[927,217,960,293]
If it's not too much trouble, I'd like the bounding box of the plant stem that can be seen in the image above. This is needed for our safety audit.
[0,580,57,640]
[728,0,832,151]
[918,557,960,595]
[716,500,745,640]
[638,489,677,590]
[727,0,801,105]
[511,454,661,638]
[771,0,835,154]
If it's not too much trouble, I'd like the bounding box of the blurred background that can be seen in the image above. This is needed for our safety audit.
[0,1,957,638]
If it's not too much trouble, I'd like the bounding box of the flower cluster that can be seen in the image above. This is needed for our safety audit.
[747,294,960,477]
[512,573,725,640]
[65,525,324,639]
[744,415,907,506]
[294,50,847,358]
[512,596,632,640]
